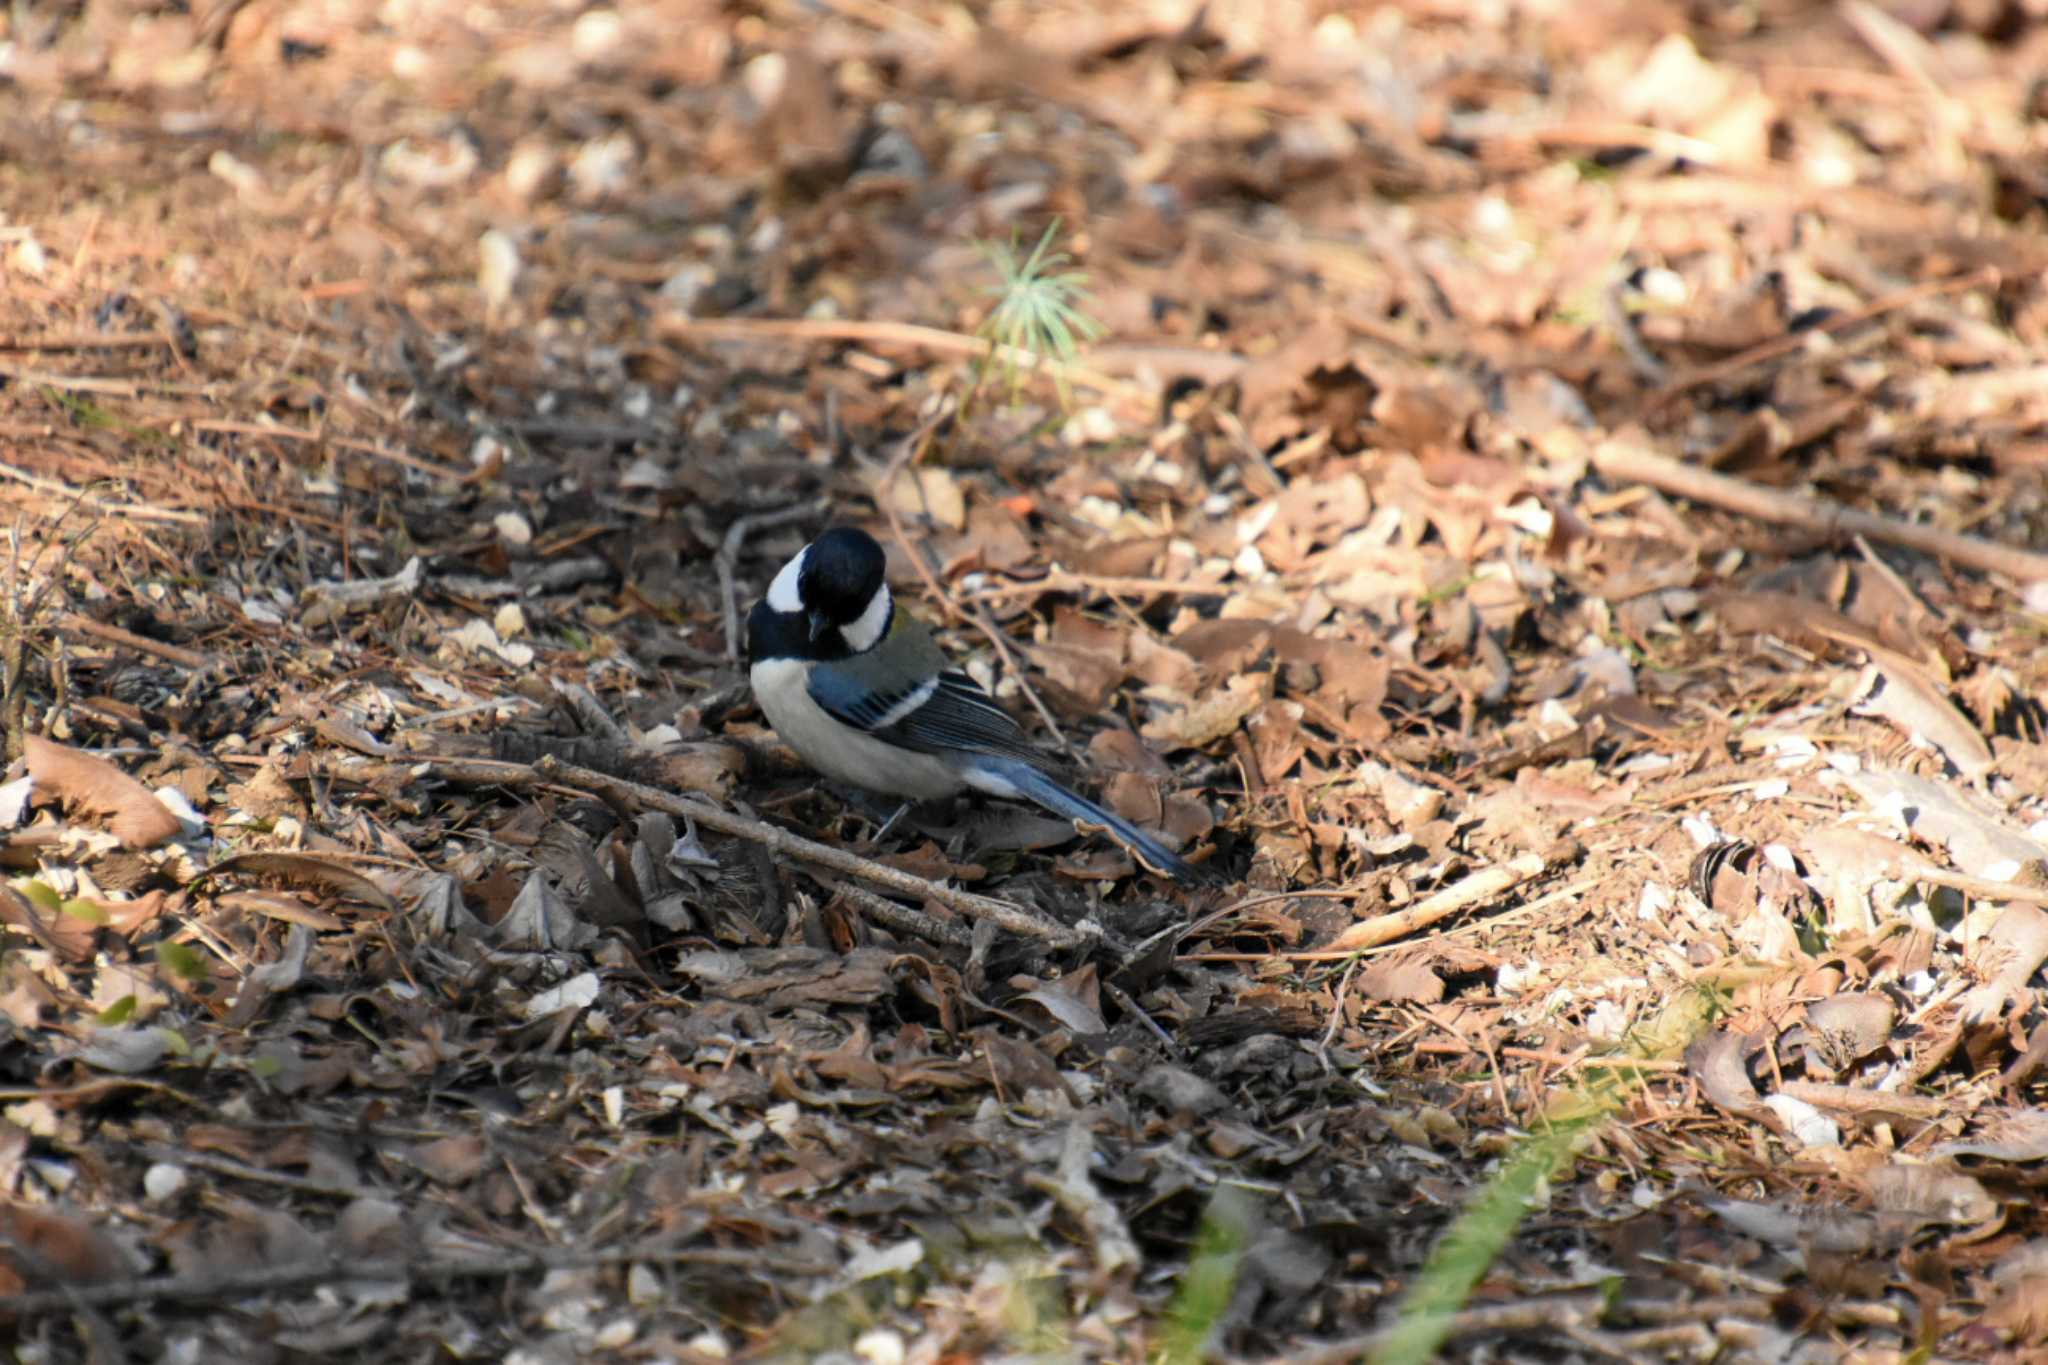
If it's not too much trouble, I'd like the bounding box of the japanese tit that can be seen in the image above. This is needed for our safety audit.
[746,527,1196,880]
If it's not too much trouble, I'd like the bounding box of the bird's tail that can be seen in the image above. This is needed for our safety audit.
[970,757,1198,881]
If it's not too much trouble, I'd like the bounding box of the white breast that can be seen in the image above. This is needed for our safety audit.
[750,658,965,801]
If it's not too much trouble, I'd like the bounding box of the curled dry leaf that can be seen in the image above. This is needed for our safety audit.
[207,852,400,915]
[1843,769,2048,882]
[1932,1108,2048,1163]
[1862,1163,1997,1229]
[1962,903,2048,1025]
[1141,670,1271,749]
[23,735,184,849]
[1798,992,1896,1072]
[1850,657,1993,780]
[1686,1030,1763,1117]
[1013,962,1106,1035]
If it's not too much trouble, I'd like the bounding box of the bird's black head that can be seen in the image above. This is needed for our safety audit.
[797,527,890,645]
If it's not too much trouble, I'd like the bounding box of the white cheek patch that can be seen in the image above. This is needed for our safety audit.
[765,546,809,613]
[839,586,893,653]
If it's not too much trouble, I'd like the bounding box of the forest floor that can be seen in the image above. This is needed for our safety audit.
[4,1,2048,1360]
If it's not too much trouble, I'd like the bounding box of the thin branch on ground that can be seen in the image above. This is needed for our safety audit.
[1322,850,1563,954]
[657,315,1148,412]
[716,498,830,662]
[1591,439,2048,582]
[835,881,974,947]
[0,1243,837,1318]
[960,570,1232,606]
[414,753,1095,948]
[0,332,179,353]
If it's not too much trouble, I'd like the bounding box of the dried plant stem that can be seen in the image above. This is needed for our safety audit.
[1324,851,1560,954]
[962,571,1231,606]
[659,315,1146,410]
[0,362,217,398]
[836,882,974,947]
[0,1243,834,1317]
[58,612,211,671]
[0,331,177,353]
[0,463,206,526]
[1591,440,2048,583]
[417,754,1093,949]
[716,498,829,662]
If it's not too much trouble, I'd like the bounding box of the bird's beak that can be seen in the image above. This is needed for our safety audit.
[807,609,832,643]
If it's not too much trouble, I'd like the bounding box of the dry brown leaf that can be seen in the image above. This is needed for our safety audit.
[0,882,98,964]
[1686,1030,1763,1117]
[1013,962,1106,1035]
[207,852,399,914]
[1358,956,1443,1005]
[879,465,966,531]
[1030,606,1128,706]
[1142,671,1271,749]
[23,734,183,849]
[0,1201,133,1290]
[1981,1241,2048,1345]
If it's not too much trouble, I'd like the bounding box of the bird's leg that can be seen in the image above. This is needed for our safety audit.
[824,784,917,844]
[869,800,915,845]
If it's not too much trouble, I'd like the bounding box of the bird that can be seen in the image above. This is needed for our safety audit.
[746,526,1197,880]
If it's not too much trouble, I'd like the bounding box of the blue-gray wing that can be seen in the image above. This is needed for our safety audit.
[807,663,1048,766]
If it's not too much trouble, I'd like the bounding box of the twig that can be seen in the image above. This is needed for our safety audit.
[0,463,207,526]
[1590,439,2048,582]
[191,420,468,481]
[1102,975,1183,1057]
[658,315,1147,410]
[1494,1046,1685,1073]
[1604,278,1670,383]
[57,612,212,671]
[1263,1294,1611,1365]
[1323,850,1563,954]
[1182,874,1603,961]
[877,423,1076,757]
[0,1243,836,1317]
[716,499,829,662]
[1641,265,1999,414]
[416,754,1094,949]
[0,332,176,353]
[836,881,973,948]
[960,570,1231,606]
[0,363,218,398]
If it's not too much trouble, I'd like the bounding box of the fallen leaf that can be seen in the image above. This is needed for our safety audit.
[23,735,182,848]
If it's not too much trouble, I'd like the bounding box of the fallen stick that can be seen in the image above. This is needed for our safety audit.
[1590,440,2048,583]
[0,1243,835,1317]
[1323,850,1558,954]
[415,755,1094,949]
[658,315,1147,409]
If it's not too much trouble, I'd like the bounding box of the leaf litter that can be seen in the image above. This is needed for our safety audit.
[2,0,2048,1359]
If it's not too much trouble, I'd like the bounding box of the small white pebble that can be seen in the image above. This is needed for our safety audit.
[854,1329,906,1365]
[570,9,625,63]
